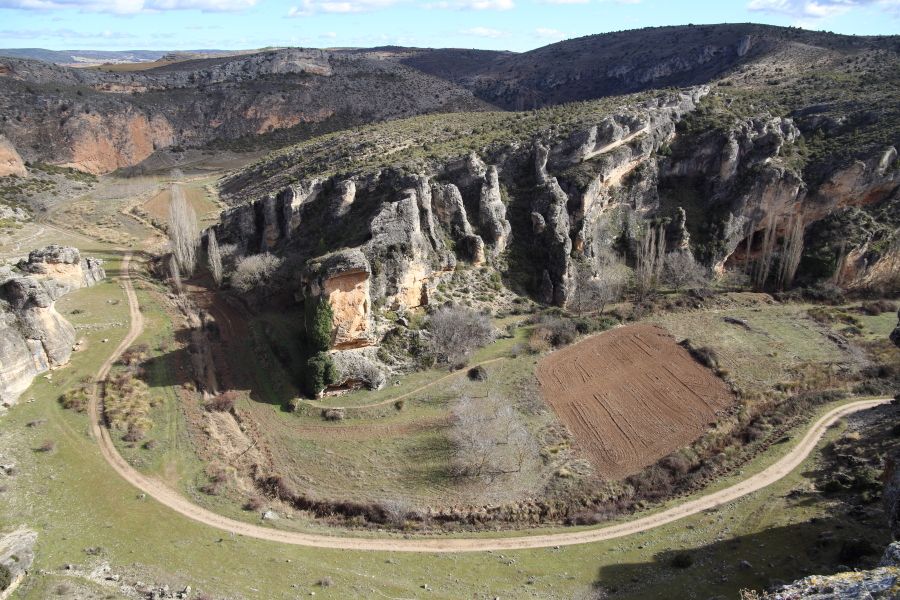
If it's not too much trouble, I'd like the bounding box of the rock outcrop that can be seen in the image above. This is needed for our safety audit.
[762,543,900,599]
[0,48,490,174]
[0,527,36,597]
[0,135,25,178]
[0,246,105,406]
[217,88,710,333]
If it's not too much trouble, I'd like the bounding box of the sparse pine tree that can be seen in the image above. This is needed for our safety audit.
[207,229,223,288]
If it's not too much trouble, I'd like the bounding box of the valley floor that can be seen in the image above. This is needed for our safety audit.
[0,171,897,599]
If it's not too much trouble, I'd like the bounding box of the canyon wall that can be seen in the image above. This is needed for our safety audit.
[0,246,105,406]
[0,49,491,175]
[215,83,899,352]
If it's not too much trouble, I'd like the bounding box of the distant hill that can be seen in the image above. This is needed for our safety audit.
[0,48,231,66]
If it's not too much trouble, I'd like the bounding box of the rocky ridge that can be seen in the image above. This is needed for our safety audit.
[0,49,492,174]
[214,88,708,346]
[216,72,898,354]
[0,246,105,406]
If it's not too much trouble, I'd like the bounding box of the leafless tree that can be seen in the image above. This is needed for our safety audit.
[777,214,804,289]
[168,184,199,276]
[168,254,182,294]
[207,229,223,288]
[634,224,666,301]
[663,251,707,291]
[449,395,537,480]
[569,260,627,315]
[427,306,494,365]
[232,253,283,293]
[831,240,849,286]
[753,214,778,290]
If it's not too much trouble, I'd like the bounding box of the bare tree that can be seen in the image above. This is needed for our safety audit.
[168,254,182,294]
[634,224,666,301]
[232,253,283,293]
[207,229,223,288]
[777,214,804,289]
[831,240,849,286]
[168,184,199,276]
[663,251,707,291]
[427,306,494,365]
[569,260,627,315]
[449,395,537,480]
[753,214,778,290]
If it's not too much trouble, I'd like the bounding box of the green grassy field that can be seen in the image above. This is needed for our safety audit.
[649,300,853,396]
[2,242,895,598]
[1,335,890,599]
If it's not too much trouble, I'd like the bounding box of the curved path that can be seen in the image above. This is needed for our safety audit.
[87,253,891,552]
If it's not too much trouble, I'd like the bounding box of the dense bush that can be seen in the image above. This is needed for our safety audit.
[670,553,694,569]
[205,391,237,412]
[232,253,282,293]
[305,298,334,352]
[0,563,11,591]
[59,386,90,412]
[532,316,577,347]
[427,306,494,365]
[305,352,338,396]
[859,299,898,315]
[679,339,720,370]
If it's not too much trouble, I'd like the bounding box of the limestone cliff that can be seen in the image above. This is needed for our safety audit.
[0,135,25,178]
[217,87,709,330]
[0,48,491,175]
[0,246,105,406]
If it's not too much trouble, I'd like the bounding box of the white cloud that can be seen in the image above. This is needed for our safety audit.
[0,26,139,38]
[460,26,508,37]
[288,0,399,16]
[426,0,514,9]
[534,26,569,39]
[747,0,898,23]
[287,0,513,16]
[0,0,258,12]
[539,0,588,4]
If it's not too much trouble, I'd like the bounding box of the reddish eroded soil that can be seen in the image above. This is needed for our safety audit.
[537,324,735,480]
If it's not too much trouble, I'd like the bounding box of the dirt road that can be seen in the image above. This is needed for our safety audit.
[87,253,890,552]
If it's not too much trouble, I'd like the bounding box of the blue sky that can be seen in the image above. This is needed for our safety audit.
[0,0,898,52]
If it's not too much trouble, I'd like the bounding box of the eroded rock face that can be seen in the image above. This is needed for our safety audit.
[0,246,105,406]
[217,87,708,320]
[59,110,175,175]
[0,135,26,178]
[0,527,36,591]
[303,250,374,349]
[0,49,489,174]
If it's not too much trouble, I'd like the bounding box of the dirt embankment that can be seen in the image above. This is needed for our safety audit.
[537,324,735,479]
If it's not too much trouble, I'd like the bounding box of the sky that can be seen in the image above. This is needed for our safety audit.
[0,0,898,53]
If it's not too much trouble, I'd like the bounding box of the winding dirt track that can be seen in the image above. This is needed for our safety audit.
[86,253,890,552]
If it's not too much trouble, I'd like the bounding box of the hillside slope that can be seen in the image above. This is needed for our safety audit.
[215,25,899,345]
[0,49,493,174]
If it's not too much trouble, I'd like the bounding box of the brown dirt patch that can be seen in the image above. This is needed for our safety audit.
[536,324,735,480]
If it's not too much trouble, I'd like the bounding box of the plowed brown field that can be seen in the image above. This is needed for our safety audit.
[537,324,735,479]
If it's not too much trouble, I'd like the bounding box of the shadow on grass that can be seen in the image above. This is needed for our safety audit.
[592,514,891,599]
